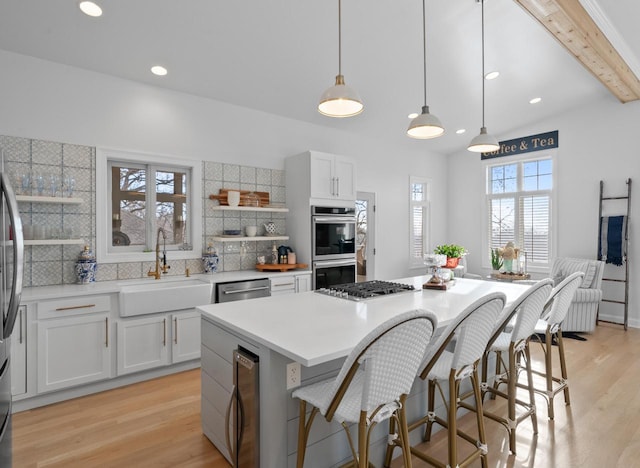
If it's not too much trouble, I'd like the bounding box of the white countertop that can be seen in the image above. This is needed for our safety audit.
[197,276,531,367]
[21,268,311,302]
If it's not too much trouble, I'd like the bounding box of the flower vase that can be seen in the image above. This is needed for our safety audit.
[503,259,513,273]
[445,257,459,269]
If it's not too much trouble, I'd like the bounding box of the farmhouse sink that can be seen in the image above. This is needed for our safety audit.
[118,278,213,316]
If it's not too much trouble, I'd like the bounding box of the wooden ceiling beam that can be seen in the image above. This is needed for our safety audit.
[514,0,640,103]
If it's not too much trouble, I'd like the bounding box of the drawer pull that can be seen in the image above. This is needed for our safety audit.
[163,318,167,347]
[174,317,178,344]
[55,304,96,311]
[274,282,295,288]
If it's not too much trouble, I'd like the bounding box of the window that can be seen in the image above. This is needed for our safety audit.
[485,155,554,271]
[409,177,430,268]
[96,149,202,263]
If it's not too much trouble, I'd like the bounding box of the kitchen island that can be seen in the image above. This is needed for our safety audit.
[198,276,531,467]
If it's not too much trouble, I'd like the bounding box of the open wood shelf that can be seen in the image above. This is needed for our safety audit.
[16,195,83,205]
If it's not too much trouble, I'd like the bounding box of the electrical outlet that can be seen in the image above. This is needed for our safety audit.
[286,362,301,390]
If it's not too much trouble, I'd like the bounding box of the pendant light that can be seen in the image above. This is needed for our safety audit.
[468,0,500,153]
[318,0,364,118]
[407,0,444,139]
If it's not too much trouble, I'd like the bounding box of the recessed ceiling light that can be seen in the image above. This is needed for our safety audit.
[456,129,466,134]
[151,66,168,76]
[408,113,419,119]
[485,71,500,80]
[79,1,102,17]
[529,97,542,104]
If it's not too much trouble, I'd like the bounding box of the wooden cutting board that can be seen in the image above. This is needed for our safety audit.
[255,263,308,272]
[209,189,270,207]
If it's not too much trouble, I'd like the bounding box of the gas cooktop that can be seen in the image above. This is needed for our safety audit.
[315,280,416,301]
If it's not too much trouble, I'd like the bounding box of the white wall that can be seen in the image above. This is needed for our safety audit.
[448,95,640,328]
[0,50,448,280]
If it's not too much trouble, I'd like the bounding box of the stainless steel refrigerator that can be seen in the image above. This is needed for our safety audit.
[0,161,25,466]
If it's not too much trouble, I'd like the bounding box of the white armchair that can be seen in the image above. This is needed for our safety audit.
[550,257,605,333]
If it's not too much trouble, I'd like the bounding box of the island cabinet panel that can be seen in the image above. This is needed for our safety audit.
[201,317,261,465]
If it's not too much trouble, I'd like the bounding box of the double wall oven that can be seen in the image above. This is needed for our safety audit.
[311,206,357,289]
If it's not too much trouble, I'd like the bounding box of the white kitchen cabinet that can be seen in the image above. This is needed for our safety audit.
[270,275,296,296]
[37,312,113,393]
[117,315,170,375]
[295,273,312,293]
[270,273,311,296]
[11,305,28,396]
[117,309,201,375]
[309,152,356,202]
[172,310,201,363]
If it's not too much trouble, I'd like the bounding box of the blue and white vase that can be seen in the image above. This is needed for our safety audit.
[202,244,219,274]
[75,245,97,283]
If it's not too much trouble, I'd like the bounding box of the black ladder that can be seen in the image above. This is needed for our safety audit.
[597,179,631,330]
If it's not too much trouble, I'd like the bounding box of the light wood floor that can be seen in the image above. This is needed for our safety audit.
[13,322,640,467]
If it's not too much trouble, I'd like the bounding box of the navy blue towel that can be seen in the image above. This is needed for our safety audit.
[598,216,627,266]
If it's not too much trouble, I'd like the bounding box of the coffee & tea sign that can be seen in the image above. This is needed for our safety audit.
[481,130,558,160]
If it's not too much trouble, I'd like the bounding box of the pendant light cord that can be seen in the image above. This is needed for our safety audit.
[338,0,342,76]
[481,0,486,127]
[422,0,427,106]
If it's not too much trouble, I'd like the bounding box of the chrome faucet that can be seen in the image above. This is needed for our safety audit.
[148,227,169,279]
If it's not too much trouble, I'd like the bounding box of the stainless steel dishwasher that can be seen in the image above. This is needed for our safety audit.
[215,278,270,303]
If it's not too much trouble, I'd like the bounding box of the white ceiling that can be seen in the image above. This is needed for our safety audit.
[1,0,638,154]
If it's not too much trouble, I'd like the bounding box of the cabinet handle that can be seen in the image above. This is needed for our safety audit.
[336,177,340,197]
[274,282,295,288]
[174,317,178,344]
[19,308,23,344]
[105,317,109,347]
[225,385,237,462]
[163,318,167,347]
[55,304,95,311]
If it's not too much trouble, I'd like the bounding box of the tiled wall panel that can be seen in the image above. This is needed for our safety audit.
[1,135,287,286]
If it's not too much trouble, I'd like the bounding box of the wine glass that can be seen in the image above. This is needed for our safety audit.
[63,175,75,198]
[49,174,60,197]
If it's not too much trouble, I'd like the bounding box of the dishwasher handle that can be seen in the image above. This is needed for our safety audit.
[223,285,270,295]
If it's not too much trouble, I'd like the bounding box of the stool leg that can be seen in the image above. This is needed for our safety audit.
[544,329,555,420]
[397,396,413,468]
[472,368,489,468]
[524,343,538,436]
[424,379,436,442]
[508,344,517,454]
[448,372,458,468]
[297,401,318,468]
[557,330,571,405]
[358,412,368,468]
[383,414,397,467]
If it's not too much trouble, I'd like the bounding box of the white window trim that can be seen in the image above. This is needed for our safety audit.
[96,148,202,264]
[409,176,431,269]
[481,150,557,274]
